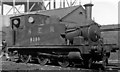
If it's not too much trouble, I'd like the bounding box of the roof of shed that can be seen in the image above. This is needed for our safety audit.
[37,5,84,19]
[101,24,120,29]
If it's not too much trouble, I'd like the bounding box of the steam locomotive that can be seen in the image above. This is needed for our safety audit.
[4,12,111,68]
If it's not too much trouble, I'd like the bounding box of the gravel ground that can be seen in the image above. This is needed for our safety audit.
[1,60,120,72]
[1,57,81,70]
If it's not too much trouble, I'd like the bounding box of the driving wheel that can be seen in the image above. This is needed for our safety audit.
[102,55,108,67]
[37,56,48,65]
[21,55,31,63]
[58,59,69,67]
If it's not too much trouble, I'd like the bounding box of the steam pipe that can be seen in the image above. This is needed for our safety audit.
[54,0,56,9]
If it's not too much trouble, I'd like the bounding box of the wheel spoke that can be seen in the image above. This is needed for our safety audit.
[21,55,31,63]
[102,56,108,67]
[37,56,48,65]
[83,58,93,68]
[58,60,69,67]
[88,58,93,68]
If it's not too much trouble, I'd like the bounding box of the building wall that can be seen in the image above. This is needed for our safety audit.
[101,31,118,45]
[101,24,120,64]
[101,25,119,46]
[62,7,86,26]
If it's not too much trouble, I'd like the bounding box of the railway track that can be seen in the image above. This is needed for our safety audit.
[1,60,94,71]
[1,57,120,72]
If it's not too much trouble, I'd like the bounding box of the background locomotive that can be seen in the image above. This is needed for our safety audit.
[2,3,112,68]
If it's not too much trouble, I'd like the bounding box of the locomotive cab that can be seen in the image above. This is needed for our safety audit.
[10,14,66,46]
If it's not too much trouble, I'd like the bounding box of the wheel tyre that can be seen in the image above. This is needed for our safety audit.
[83,58,93,68]
[21,55,31,63]
[58,60,69,67]
[69,62,75,67]
[37,57,48,65]
[102,56,108,67]
[88,58,93,68]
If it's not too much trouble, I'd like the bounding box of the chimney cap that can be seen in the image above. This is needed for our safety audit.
[84,3,93,7]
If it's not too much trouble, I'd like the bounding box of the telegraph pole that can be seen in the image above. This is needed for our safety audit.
[118,1,120,65]
[1,0,3,15]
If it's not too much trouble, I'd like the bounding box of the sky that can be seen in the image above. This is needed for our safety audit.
[73,0,119,25]
[0,0,119,25]
[91,0,119,25]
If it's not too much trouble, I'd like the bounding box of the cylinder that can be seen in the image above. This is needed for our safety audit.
[68,52,82,60]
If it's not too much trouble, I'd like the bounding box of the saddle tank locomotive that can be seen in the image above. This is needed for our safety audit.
[5,13,111,68]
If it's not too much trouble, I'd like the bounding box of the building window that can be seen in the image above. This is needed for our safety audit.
[79,12,83,15]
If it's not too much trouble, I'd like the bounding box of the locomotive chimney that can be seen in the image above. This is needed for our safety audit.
[84,3,93,21]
